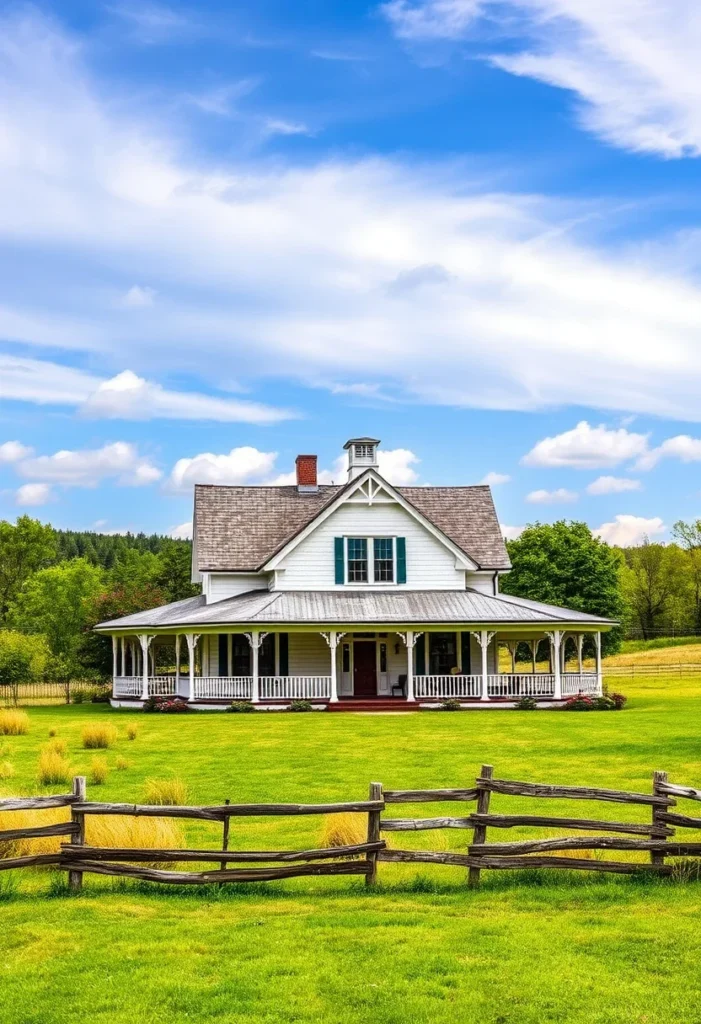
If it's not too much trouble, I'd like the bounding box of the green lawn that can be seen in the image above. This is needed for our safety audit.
[2,677,701,1024]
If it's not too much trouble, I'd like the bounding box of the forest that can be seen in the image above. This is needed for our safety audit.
[0,514,699,688]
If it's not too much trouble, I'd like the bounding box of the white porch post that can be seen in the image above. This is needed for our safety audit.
[531,639,537,674]
[595,631,603,695]
[175,634,181,696]
[245,632,268,704]
[507,641,517,673]
[137,634,154,701]
[185,633,200,702]
[471,631,496,702]
[398,631,422,702]
[119,636,125,676]
[547,630,562,700]
[111,636,118,681]
[321,632,346,703]
[577,633,584,674]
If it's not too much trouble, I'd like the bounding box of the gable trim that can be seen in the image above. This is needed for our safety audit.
[262,468,479,572]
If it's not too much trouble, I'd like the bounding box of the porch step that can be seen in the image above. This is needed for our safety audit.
[327,699,417,712]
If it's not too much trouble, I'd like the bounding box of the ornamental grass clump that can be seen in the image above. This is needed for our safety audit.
[82,723,118,749]
[0,762,14,781]
[319,812,366,851]
[90,756,109,785]
[115,756,129,771]
[46,737,68,756]
[0,710,29,736]
[37,748,72,787]
[143,777,189,806]
[126,724,139,740]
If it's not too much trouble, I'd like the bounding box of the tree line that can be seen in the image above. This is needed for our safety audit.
[1,514,700,689]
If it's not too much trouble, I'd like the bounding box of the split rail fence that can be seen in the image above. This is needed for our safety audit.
[3,768,701,890]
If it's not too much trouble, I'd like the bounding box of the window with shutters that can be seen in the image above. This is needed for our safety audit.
[341,536,404,585]
[347,537,368,582]
[373,538,394,582]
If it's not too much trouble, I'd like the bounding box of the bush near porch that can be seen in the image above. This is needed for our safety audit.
[1,675,701,1024]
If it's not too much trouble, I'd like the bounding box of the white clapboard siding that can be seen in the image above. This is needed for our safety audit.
[277,502,466,591]
[288,632,332,676]
[205,573,269,604]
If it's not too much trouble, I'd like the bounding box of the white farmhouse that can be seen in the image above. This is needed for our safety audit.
[97,437,613,709]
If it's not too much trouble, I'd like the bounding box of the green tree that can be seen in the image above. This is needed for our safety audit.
[0,630,50,701]
[501,520,624,653]
[8,559,104,678]
[0,516,57,621]
[621,541,689,639]
[672,520,701,632]
[153,541,200,603]
[80,579,167,679]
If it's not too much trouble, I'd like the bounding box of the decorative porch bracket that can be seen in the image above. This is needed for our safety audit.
[320,632,347,703]
[545,630,562,700]
[184,634,201,702]
[470,631,496,702]
[397,631,424,703]
[244,632,269,703]
[137,634,155,701]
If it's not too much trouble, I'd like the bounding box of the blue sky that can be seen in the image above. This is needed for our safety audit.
[1,0,700,545]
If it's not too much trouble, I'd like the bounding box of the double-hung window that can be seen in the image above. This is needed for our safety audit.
[347,538,369,582]
[373,538,394,583]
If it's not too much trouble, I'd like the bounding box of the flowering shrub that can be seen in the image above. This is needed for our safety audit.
[563,691,627,711]
[514,695,538,711]
[563,693,596,711]
[594,692,628,711]
[143,695,190,713]
[227,701,256,713]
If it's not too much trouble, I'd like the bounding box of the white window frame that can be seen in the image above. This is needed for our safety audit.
[344,536,397,586]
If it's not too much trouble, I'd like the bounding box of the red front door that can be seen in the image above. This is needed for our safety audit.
[353,642,377,697]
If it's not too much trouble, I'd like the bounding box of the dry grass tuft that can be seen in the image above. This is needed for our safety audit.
[46,737,68,756]
[126,724,139,741]
[0,710,30,736]
[0,761,14,780]
[82,723,118,749]
[90,756,109,785]
[37,748,72,787]
[319,812,367,850]
[143,777,189,806]
[115,756,129,771]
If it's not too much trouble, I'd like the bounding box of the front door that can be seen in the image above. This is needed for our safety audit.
[353,642,377,697]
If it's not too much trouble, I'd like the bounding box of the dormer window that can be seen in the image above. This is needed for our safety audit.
[336,536,406,585]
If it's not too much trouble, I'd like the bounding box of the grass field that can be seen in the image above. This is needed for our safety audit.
[2,676,701,1023]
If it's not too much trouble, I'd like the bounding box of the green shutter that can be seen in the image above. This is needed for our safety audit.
[396,537,407,584]
[334,537,345,584]
[218,634,228,676]
[415,633,425,675]
[278,633,289,676]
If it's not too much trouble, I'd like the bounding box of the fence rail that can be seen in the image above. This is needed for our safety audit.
[4,766,701,890]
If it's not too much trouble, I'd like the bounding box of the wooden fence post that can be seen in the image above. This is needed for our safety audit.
[366,782,383,886]
[468,764,493,888]
[68,776,86,892]
[220,798,231,879]
[651,770,669,868]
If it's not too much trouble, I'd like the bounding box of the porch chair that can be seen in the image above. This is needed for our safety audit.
[391,674,407,698]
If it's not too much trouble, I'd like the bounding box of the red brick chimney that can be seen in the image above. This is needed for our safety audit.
[295,454,318,492]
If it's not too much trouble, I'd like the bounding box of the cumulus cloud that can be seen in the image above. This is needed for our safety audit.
[5,15,701,420]
[382,0,701,159]
[17,442,161,487]
[15,482,53,506]
[586,475,642,496]
[502,524,524,540]
[168,447,279,493]
[636,435,701,472]
[480,471,510,486]
[522,422,649,470]
[170,520,193,539]
[0,440,33,463]
[594,514,666,547]
[526,488,578,504]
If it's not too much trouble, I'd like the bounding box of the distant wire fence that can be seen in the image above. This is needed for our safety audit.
[603,664,701,678]
[0,682,110,707]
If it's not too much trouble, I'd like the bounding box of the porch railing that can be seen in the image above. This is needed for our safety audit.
[193,677,252,700]
[259,676,331,700]
[488,673,556,697]
[415,675,482,699]
[562,672,600,695]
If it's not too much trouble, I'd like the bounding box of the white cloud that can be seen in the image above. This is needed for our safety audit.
[17,442,161,488]
[636,435,701,472]
[6,14,701,421]
[480,471,510,486]
[522,422,649,469]
[382,0,482,40]
[526,488,578,504]
[387,263,453,295]
[586,475,641,496]
[15,482,53,506]
[0,440,33,463]
[170,520,193,539]
[107,3,195,44]
[382,1,701,159]
[502,524,524,540]
[377,448,421,485]
[264,119,310,137]
[121,285,155,308]
[594,514,666,547]
[168,447,279,493]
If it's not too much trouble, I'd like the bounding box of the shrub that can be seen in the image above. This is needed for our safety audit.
[37,748,72,786]
[48,728,56,738]
[90,756,109,785]
[143,696,189,713]
[288,700,313,713]
[562,693,596,711]
[515,695,538,711]
[0,762,14,780]
[126,724,139,740]
[91,691,111,704]
[0,710,29,736]
[115,756,129,771]
[610,692,628,710]
[439,699,462,711]
[143,777,189,806]
[71,688,89,705]
[227,701,256,713]
[82,723,118,749]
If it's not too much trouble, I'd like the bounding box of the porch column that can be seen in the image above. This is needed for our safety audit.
[471,631,496,702]
[547,630,562,700]
[398,631,422,702]
[137,634,154,701]
[245,632,268,704]
[577,633,584,674]
[321,632,346,703]
[507,641,517,673]
[594,631,603,695]
[185,633,200,702]
[531,640,537,674]
[175,634,182,696]
[112,636,118,680]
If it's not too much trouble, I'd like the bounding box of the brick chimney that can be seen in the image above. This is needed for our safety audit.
[295,454,318,492]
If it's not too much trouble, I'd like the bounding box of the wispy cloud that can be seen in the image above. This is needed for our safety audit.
[526,487,578,504]
[17,442,161,488]
[107,2,198,45]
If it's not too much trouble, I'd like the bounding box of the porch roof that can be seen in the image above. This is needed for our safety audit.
[95,588,616,631]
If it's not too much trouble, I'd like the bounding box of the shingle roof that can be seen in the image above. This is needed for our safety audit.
[96,588,614,630]
[194,478,511,572]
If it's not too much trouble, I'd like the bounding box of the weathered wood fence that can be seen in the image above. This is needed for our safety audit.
[3,767,701,890]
